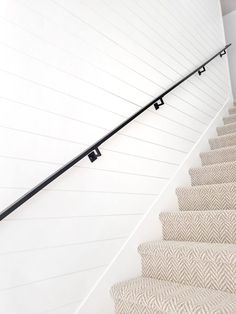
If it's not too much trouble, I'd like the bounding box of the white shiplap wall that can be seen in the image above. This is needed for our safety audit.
[0,0,231,313]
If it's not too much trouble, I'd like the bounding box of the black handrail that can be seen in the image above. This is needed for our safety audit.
[0,44,231,221]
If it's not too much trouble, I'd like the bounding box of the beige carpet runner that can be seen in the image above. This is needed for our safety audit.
[111,103,236,313]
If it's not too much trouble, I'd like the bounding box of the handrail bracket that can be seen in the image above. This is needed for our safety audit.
[198,66,206,76]
[154,98,164,110]
[88,148,102,162]
[220,49,227,57]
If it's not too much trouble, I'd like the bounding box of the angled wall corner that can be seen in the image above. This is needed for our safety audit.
[223,9,236,99]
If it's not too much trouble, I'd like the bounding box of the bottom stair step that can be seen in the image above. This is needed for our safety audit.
[138,241,236,293]
[111,277,236,313]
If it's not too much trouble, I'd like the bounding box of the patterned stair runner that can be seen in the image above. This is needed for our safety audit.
[111,103,236,313]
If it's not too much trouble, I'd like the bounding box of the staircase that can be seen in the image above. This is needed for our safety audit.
[111,103,236,313]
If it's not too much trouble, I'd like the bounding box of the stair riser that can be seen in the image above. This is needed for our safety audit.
[224,116,236,125]
[217,124,236,136]
[190,167,236,185]
[209,136,236,150]
[200,149,236,165]
[114,300,163,314]
[160,212,236,243]
[176,188,236,211]
[229,108,236,115]
[140,253,236,294]
[176,182,236,211]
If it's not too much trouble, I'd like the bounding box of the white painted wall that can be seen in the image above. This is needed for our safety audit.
[224,9,236,99]
[0,0,232,313]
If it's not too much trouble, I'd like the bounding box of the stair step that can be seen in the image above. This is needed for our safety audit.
[223,114,236,125]
[189,161,236,185]
[217,122,236,136]
[160,210,236,243]
[111,277,236,314]
[200,145,236,165]
[138,241,236,293]
[176,182,236,211]
[209,132,236,150]
[229,107,236,115]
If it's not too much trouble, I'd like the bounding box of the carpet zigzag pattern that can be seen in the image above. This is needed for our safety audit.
[111,103,236,313]
[217,122,236,136]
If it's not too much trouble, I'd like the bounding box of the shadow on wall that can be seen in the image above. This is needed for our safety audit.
[223,9,236,99]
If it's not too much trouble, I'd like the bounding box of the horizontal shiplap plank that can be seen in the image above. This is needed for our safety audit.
[0,97,196,151]
[0,188,155,219]
[35,302,80,314]
[0,158,168,194]
[0,266,105,314]
[0,238,125,290]
[0,215,142,252]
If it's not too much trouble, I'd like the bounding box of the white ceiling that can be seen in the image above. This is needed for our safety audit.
[221,0,236,15]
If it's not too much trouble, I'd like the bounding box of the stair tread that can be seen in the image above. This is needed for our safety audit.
[210,131,236,140]
[190,160,236,172]
[111,277,236,313]
[138,240,236,258]
[160,210,236,243]
[201,144,236,154]
[177,181,236,193]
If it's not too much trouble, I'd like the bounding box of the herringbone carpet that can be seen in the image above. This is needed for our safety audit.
[111,103,236,313]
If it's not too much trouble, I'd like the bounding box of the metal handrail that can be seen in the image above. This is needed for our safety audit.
[0,44,231,220]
